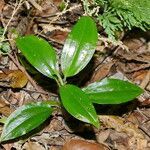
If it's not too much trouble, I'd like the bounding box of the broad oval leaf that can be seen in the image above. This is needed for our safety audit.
[16,35,58,79]
[0,102,53,142]
[61,16,98,77]
[60,84,99,128]
[83,78,143,104]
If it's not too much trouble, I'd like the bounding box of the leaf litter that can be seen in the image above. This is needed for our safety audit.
[0,0,150,149]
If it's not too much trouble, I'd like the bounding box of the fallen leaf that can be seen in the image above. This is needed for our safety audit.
[0,97,13,116]
[96,130,110,144]
[0,70,28,88]
[99,115,148,149]
[35,0,60,17]
[1,143,14,150]
[99,115,144,139]
[146,84,150,92]
[90,62,114,83]
[136,138,147,150]
[50,30,68,43]
[132,70,148,84]
[0,0,5,13]
[127,111,148,125]
[109,130,129,149]
[124,38,145,51]
[116,36,150,73]
[22,141,45,150]
[62,139,108,150]
[52,0,63,7]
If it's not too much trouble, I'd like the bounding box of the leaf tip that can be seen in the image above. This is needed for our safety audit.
[0,135,5,143]
[93,118,100,128]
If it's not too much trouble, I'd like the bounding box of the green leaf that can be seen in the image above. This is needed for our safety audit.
[83,78,143,104]
[16,35,58,79]
[0,102,53,142]
[59,84,99,128]
[61,16,98,77]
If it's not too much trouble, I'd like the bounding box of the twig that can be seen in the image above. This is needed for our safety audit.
[37,4,82,36]
[98,36,129,50]
[0,0,54,99]
[23,88,57,97]
[0,0,24,42]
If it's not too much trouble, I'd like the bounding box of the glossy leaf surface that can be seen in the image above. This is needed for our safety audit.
[61,16,98,77]
[60,84,99,128]
[83,78,143,104]
[16,35,58,79]
[0,102,53,142]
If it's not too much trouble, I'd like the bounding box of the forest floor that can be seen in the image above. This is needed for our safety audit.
[0,0,150,150]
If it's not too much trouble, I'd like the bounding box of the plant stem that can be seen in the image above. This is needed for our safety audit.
[54,77,61,87]
[45,100,61,107]
[56,73,64,86]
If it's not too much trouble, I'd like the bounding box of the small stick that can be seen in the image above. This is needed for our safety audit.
[0,0,24,42]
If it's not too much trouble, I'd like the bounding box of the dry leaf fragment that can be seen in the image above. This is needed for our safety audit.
[90,62,114,83]
[99,115,145,139]
[99,115,148,149]
[0,70,28,88]
[96,130,110,144]
[132,70,148,84]
[62,139,108,150]
[22,141,45,150]
[50,30,68,43]
[28,0,43,11]
[52,0,63,7]
[0,98,13,116]
[0,0,5,13]
[35,0,59,17]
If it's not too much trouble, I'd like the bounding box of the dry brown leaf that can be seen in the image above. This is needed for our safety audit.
[0,70,28,88]
[117,51,150,65]
[116,40,150,72]
[35,0,60,17]
[52,0,63,7]
[62,139,109,150]
[99,115,148,149]
[0,0,5,13]
[22,141,45,150]
[50,146,61,150]
[124,38,145,51]
[28,0,43,11]
[90,62,114,83]
[108,130,129,149]
[136,138,148,150]
[140,70,150,89]
[126,112,146,126]
[96,130,110,144]
[50,30,68,43]
[99,115,144,139]
[132,70,148,84]
[0,97,13,116]
[146,83,150,91]
[2,143,14,150]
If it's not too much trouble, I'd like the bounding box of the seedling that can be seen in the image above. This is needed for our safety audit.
[0,16,143,142]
